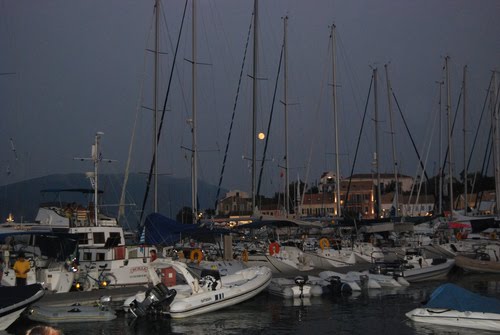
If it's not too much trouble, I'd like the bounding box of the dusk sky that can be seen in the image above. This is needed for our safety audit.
[1,0,499,203]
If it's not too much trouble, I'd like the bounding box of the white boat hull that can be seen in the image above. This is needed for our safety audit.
[168,267,272,318]
[406,308,500,331]
[267,278,322,298]
[401,259,455,282]
[28,305,116,323]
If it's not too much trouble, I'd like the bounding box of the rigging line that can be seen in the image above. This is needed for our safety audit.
[343,74,373,216]
[256,43,284,199]
[441,89,463,177]
[139,0,189,226]
[473,126,492,209]
[299,30,333,214]
[467,76,493,172]
[412,105,439,208]
[392,91,431,183]
[214,12,253,209]
[118,7,156,223]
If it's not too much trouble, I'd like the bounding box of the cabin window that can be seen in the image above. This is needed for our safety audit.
[78,233,89,245]
[83,252,92,261]
[109,232,122,245]
[96,253,105,261]
[93,232,105,244]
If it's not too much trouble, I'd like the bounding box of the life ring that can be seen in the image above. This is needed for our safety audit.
[269,242,280,256]
[242,249,249,262]
[456,232,462,240]
[319,238,330,250]
[190,249,203,264]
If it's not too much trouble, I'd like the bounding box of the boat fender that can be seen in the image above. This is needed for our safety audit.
[319,238,330,250]
[456,232,462,240]
[190,249,203,264]
[269,242,280,256]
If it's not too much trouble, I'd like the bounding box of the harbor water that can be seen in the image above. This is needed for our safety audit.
[6,270,500,335]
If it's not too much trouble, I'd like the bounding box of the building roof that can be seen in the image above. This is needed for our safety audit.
[349,173,413,179]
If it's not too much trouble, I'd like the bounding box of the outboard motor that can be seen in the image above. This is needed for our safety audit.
[294,276,306,298]
[129,283,177,317]
[359,274,369,291]
[326,276,352,297]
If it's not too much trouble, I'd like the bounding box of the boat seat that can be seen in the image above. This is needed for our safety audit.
[200,269,221,281]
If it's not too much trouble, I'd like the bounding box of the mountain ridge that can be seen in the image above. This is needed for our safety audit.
[0,173,225,230]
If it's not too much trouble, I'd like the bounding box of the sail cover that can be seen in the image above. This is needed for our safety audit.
[425,283,500,314]
[142,213,231,246]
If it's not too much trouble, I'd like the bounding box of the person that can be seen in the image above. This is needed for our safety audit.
[25,325,61,335]
[13,251,30,286]
[150,249,157,262]
[0,253,4,286]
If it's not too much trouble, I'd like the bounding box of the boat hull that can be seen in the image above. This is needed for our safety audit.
[406,308,500,331]
[28,305,116,323]
[455,255,500,274]
[168,267,272,319]
[0,284,45,330]
[402,259,455,282]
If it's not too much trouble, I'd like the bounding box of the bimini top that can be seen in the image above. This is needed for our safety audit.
[425,283,500,314]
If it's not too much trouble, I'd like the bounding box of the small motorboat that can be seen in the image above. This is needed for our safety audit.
[455,244,500,274]
[406,283,500,331]
[307,274,355,296]
[267,276,323,298]
[0,283,45,331]
[28,296,116,323]
[371,250,455,283]
[126,259,272,319]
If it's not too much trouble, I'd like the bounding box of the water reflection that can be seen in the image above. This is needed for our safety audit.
[6,273,500,335]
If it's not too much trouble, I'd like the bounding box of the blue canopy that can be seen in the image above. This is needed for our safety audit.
[425,283,500,314]
[142,213,232,246]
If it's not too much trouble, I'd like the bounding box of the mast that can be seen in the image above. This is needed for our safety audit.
[493,71,500,217]
[462,65,467,214]
[331,24,341,218]
[445,56,453,213]
[251,0,258,214]
[191,0,198,223]
[373,67,381,218]
[93,132,103,225]
[75,131,116,226]
[283,15,289,217]
[385,64,398,218]
[437,80,444,214]
[153,0,160,212]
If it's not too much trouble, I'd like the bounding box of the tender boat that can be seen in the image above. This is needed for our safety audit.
[267,276,322,298]
[406,283,500,331]
[371,249,455,283]
[0,283,45,331]
[126,258,272,319]
[455,244,500,274]
[27,296,116,323]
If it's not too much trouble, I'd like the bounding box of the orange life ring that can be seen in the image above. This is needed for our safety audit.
[242,249,249,262]
[269,242,280,255]
[190,249,203,264]
[319,238,330,250]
